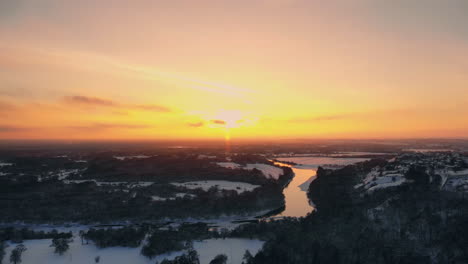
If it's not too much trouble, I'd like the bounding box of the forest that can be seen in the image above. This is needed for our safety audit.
[0,153,292,222]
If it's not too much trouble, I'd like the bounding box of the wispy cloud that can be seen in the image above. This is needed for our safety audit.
[64,96,116,107]
[132,104,171,112]
[289,109,421,124]
[0,101,17,112]
[53,47,254,102]
[66,123,155,131]
[188,122,204,127]
[291,114,348,123]
[117,65,254,103]
[0,125,30,132]
[1,45,254,104]
[63,95,171,113]
[211,120,226,125]
[0,123,154,134]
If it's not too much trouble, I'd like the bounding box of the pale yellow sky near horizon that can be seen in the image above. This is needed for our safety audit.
[0,0,467,140]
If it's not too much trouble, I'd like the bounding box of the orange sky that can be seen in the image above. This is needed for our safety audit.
[0,0,467,140]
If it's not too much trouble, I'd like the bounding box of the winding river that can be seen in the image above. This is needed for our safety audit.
[271,156,369,218]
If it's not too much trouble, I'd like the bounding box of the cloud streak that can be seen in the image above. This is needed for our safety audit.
[111,62,254,102]
[211,120,226,125]
[0,123,154,134]
[289,109,421,124]
[64,96,116,107]
[0,126,31,132]
[132,104,171,112]
[188,122,204,127]
[291,115,348,123]
[1,45,255,105]
[66,123,155,131]
[63,95,171,113]
[0,101,17,112]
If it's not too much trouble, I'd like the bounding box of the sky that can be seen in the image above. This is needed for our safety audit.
[0,0,467,140]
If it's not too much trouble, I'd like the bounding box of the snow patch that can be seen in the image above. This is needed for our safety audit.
[114,155,150,161]
[366,178,406,192]
[171,180,259,194]
[216,162,242,169]
[356,167,406,192]
[197,155,217,159]
[244,163,284,180]
[192,238,263,264]
[55,169,80,180]
[216,162,284,180]
[151,193,196,201]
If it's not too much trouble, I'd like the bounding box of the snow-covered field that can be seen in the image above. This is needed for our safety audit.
[4,238,155,264]
[216,162,284,180]
[171,181,259,194]
[3,237,263,264]
[193,238,263,264]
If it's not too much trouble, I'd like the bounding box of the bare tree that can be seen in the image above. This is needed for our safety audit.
[9,244,26,264]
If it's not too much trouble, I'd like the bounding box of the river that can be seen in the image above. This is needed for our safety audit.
[271,156,369,218]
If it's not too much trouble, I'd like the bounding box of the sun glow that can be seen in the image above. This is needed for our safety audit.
[209,110,241,144]
[214,110,244,129]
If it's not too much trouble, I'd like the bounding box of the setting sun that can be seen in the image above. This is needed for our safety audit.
[212,110,244,129]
